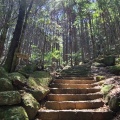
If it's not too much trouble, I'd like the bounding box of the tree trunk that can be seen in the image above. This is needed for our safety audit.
[4,0,26,72]
[0,2,13,58]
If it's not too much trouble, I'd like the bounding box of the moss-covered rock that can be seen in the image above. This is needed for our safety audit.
[0,106,29,120]
[0,91,21,105]
[8,72,27,83]
[109,96,120,111]
[0,67,8,78]
[95,55,115,66]
[103,55,115,66]
[29,88,49,101]
[109,64,120,75]
[101,84,114,95]
[28,77,50,101]
[22,93,40,120]
[96,76,105,81]
[30,71,52,86]
[0,78,13,91]
[19,63,38,75]
[61,65,91,77]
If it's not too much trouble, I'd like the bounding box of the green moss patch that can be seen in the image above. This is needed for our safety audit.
[96,76,105,81]
[0,78,13,91]
[101,84,114,95]
[0,91,21,105]
[30,71,52,86]
[0,67,8,78]
[8,72,27,83]
[0,106,29,120]
[22,93,40,120]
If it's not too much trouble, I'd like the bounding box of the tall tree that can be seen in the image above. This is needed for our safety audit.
[4,0,26,72]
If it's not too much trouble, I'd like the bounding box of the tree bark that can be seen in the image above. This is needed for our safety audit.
[4,0,26,72]
[0,1,13,58]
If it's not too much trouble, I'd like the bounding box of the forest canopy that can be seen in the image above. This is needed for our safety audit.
[0,0,120,72]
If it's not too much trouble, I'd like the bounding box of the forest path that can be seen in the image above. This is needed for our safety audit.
[37,76,114,120]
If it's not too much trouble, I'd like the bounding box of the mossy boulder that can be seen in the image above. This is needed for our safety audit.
[8,72,27,83]
[0,106,29,120]
[95,55,115,66]
[28,77,50,101]
[101,84,114,103]
[22,93,40,120]
[0,78,14,91]
[19,63,38,75]
[0,67,8,78]
[103,55,115,66]
[0,91,21,105]
[96,76,105,81]
[109,96,120,111]
[61,65,91,77]
[109,64,120,75]
[30,71,52,86]
[101,84,114,95]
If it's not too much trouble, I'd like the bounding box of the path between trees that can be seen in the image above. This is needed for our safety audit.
[36,76,114,120]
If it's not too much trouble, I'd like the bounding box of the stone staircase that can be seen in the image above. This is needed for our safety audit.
[37,77,114,120]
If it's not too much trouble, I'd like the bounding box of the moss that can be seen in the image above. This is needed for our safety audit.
[0,67,8,78]
[109,64,120,75]
[103,55,115,66]
[0,106,29,120]
[30,71,50,78]
[96,76,105,81]
[22,93,40,120]
[29,89,49,101]
[22,93,40,108]
[0,91,21,105]
[109,96,120,111]
[28,77,49,94]
[61,65,91,77]
[27,77,50,101]
[19,63,37,75]
[0,78,13,91]
[30,71,52,86]
[95,55,115,66]
[101,84,114,95]
[8,72,27,83]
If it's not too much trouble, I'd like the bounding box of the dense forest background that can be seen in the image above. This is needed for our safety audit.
[0,0,120,72]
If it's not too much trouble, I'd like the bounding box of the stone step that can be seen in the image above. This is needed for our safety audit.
[47,93,102,101]
[61,75,90,77]
[50,83,97,89]
[45,100,104,110]
[59,77,93,80]
[61,73,88,76]
[53,79,96,84]
[50,88,101,94]
[37,110,114,120]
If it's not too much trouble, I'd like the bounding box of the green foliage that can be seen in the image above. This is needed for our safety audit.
[44,48,61,65]
[30,45,42,62]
